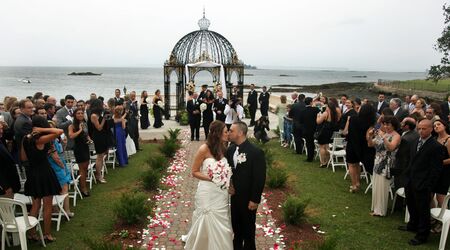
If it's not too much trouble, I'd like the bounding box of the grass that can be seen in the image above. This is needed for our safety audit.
[21,143,159,250]
[384,78,450,93]
[265,140,439,250]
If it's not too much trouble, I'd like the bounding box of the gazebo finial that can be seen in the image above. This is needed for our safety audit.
[198,7,210,30]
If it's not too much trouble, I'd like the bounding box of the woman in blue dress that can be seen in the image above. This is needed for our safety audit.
[48,121,73,217]
[113,105,128,166]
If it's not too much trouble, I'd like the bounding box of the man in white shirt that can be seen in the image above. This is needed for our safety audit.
[376,93,388,114]
[409,95,418,114]
[340,94,348,113]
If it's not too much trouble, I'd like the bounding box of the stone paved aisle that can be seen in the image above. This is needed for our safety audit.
[142,130,284,249]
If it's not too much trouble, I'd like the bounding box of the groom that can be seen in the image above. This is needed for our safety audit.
[227,121,266,250]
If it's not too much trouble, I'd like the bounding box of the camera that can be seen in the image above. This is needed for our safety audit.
[103,110,112,120]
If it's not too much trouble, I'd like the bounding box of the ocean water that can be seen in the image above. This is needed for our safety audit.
[0,66,426,101]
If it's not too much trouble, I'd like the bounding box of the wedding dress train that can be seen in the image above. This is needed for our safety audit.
[183,157,233,250]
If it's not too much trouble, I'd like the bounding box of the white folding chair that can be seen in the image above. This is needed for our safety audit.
[279,130,284,146]
[314,140,320,160]
[365,175,394,200]
[327,137,346,172]
[301,138,307,154]
[0,198,46,249]
[15,165,26,193]
[431,194,450,250]
[87,163,96,189]
[68,163,83,206]
[290,133,296,150]
[38,194,70,232]
[391,187,410,222]
[360,163,369,184]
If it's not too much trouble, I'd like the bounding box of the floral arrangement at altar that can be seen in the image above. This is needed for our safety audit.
[207,159,233,190]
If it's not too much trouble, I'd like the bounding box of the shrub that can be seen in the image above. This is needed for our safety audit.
[273,126,280,137]
[113,192,149,225]
[267,166,288,188]
[168,128,181,141]
[282,196,309,225]
[147,155,168,172]
[159,137,180,158]
[179,111,189,125]
[84,238,139,250]
[142,168,162,191]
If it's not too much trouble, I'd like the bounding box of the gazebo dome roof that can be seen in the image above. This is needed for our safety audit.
[168,11,240,66]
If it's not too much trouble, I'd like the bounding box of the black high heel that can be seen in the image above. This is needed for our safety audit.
[81,191,90,197]
[43,235,56,243]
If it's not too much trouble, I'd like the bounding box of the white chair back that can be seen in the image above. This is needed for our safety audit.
[0,198,31,231]
[437,195,450,219]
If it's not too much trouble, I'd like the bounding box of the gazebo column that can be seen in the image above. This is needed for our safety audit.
[164,80,170,120]
[175,80,184,120]
[238,68,244,99]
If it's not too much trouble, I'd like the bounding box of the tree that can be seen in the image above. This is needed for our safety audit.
[429,4,450,82]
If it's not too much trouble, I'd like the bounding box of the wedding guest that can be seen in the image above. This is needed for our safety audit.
[140,90,150,129]
[153,89,164,128]
[48,121,73,217]
[0,122,20,198]
[35,98,45,109]
[367,116,400,216]
[90,93,97,100]
[247,84,258,126]
[390,98,409,123]
[254,116,270,143]
[354,98,362,113]
[282,104,293,147]
[126,91,140,150]
[291,92,298,104]
[432,119,450,208]
[231,86,240,101]
[340,94,348,113]
[113,105,128,166]
[90,99,111,183]
[55,95,75,149]
[290,94,306,154]
[376,93,389,114]
[339,99,357,130]
[114,89,124,106]
[14,99,33,160]
[213,90,227,122]
[439,94,450,122]
[345,104,377,193]
[36,106,47,119]
[409,95,419,114]
[5,96,18,112]
[399,119,445,246]
[425,105,441,123]
[44,103,56,121]
[46,96,57,107]
[411,98,426,118]
[187,92,201,141]
[68,108,91,196]
[316,101,340,167]
[198,84,208,103]
[202,90,214,139]
[22,116,62,242]
[275,95,288,131]
[403,95,411,111]
[299,97,319,162]
[258,86,270,117]
[224,98,244,130]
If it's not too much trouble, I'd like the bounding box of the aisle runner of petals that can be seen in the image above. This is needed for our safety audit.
[141,129,285,250]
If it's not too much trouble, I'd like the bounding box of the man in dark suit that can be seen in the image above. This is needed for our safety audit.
[227,121,266,250]
[198,84,208,103]
[186,92,201,141]
[390,98,409,123]
[126,91,140,150]
[55,94,75,149]
[0,122,20,198]
[14,99,33,158]
[392,117,419,191]
[247,84,258,126]
[299,97,320,162]
[399,119,446,246]
[440,94,450,122]
[258,86,270,117]
[213,90,227,122]
[114,89,124,106]
[289,94,306,154]
[375,93,389,114]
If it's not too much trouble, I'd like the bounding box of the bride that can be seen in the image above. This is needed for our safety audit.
[183,120,233,249]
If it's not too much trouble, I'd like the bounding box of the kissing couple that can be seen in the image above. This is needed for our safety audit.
[182,120,267,250]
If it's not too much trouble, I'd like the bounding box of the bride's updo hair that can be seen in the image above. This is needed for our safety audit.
[207,120,227,160]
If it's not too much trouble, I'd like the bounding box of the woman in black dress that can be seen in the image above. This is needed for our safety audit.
[153,89,164,128]
[69,108,92,196]
[433,119,450,207]
[140,90,150,129]
[345,104,376,192]
[89,99,112,183]
[316,101,340,167]
[202,90,214,139]
[22,116,62,242]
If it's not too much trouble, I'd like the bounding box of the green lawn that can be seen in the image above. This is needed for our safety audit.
[19,143,157,250]
[387,79,450,93]
[266,140,440,250]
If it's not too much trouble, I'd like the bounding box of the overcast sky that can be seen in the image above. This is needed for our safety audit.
[0,0,446,71]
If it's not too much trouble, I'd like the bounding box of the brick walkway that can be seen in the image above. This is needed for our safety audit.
[142,130,284,249]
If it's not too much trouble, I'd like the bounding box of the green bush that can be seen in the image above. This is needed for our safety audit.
[282,196,309,225]
[168,128,181,141]
[272,126,280,137]
[179,110,189,125]
[142,168,162,191]
[113,192,149,225]
[159,136,180,158]
[84,238,139,250]
[147,155,168,172]
[267,166,288,188]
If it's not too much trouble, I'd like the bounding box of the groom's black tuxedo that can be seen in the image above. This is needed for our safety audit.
[226,140,266,250]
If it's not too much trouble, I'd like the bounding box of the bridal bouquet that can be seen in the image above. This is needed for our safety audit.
[200,103,207,112]
[207,160,233,190]
[157,100,164,108]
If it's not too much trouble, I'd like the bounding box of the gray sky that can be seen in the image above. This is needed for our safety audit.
[0,0,446,71]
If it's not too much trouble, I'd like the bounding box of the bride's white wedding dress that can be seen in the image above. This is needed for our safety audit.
[183,157,233,250]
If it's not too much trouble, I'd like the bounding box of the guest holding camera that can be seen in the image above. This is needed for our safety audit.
[69,108,92,196]
[254,116,270,143]
[89,99,112,183]
[224,98,244,130]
